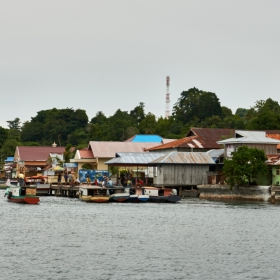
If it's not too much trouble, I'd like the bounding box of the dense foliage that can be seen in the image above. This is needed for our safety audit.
[223,146,268,187]
[1,88,280,165]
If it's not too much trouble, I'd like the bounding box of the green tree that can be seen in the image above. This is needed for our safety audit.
[1,139,21,160]
[7,118,21,130]
[235,108,248,118]
[221,106,232,119]
[139,113,157,134]
[223,146,268,187]
[172,88,222,125]
[130,102,145,126]
[0,126,8,149]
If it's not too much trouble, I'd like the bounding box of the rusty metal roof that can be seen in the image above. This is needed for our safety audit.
[147,128,234,151]
[266,155,280,165]
[266,134,280,149]
[149,152,215,165]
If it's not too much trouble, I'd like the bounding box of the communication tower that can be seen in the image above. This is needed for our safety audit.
[165,76,170,118]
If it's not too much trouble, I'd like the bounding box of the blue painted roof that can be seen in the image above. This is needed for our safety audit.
[5,157,14,162]
[131,135,163,143]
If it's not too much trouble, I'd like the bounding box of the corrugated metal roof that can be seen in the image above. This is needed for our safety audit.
[217,131,280,144]
[149,152,215,165]
[266,134,280,149]
[89,141,159,158]
[147,136,199,151]
[207,149,224,158]
[105,152,167,165]
[147,128,235,151]
[17,146,65,161]
[266,155,280,165]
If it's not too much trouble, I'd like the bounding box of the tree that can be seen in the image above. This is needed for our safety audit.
[130,102,145,126]
[7,118,21,130]
[172,88,222,125]
[1,139,21,160]
[235,108,248,118]
[0,126,8,149]
[221,106,232,119]
[223,146,268,187]
[139,113,157,134]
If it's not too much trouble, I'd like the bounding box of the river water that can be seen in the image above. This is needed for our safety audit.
[0,191,280,280]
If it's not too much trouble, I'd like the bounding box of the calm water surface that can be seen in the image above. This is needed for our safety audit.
[1,191,280,280]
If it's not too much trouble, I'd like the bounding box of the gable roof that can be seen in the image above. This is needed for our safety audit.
[16,146,65,161]
[217,130,280,145]
[266,134,280,149]
[147,128,235,151]
[125,134,163,143]
[149,151,215,165]
[77,150,94,159]
[88,141,159,158]
[105,152,167,166]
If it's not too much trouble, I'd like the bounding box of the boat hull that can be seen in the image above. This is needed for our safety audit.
[128,194,149,202]
[148,195,181,203]
[79,195,92,202]
[109,193,130,202]
[8,196,40,204]
[91,196,109,203]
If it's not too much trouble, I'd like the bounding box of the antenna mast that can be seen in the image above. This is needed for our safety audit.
[165,76,170,118]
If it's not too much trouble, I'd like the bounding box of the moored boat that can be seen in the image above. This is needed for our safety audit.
[143,187,181,203]
[25,176,50,196]
[108,187,130,202]
[79,186,109,202]
[6,185,40,204]
[128,194,149,202]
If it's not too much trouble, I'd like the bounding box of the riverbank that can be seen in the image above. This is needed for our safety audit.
[197,184,271,202]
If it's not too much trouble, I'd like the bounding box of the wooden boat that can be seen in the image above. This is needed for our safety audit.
[143,187,181,203]
[108,187,130,202]
[79,186,109,203]
[25,176,50,196]
[6,185,40,204]
[128,187,149,202]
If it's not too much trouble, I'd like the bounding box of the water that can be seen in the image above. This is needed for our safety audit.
[1,191,280,280]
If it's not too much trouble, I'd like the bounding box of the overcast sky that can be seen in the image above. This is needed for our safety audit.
[1,0,280,128]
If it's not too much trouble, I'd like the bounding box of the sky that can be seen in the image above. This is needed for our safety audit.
[1,0,280,128]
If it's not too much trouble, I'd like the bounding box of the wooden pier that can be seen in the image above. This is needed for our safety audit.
[49,184,80,198]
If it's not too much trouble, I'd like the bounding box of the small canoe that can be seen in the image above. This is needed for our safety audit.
[79,195,92,202]
[91,196,109,203]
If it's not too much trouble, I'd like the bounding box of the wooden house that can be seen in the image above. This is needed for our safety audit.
[149,152,215,186]
[217,130,280,158]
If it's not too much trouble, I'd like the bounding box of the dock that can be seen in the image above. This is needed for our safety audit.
[49,184,80,198]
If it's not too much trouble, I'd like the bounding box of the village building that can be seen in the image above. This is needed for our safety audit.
[217,130,280,159]
[70,135,168,172]
[147,128,235,153]
[147,128,280,154]
[13,145,65,178]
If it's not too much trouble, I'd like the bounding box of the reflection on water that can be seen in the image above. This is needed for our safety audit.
[1,191,280,280]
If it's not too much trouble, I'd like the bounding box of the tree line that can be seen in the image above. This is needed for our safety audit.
[1,87,280,165]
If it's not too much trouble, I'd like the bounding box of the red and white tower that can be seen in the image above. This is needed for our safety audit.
[165,76,170,118]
